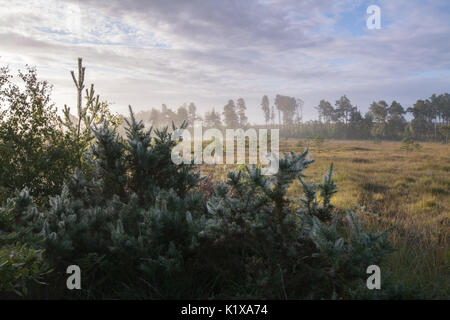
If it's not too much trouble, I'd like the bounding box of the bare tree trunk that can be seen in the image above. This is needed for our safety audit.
[71,57,85,138]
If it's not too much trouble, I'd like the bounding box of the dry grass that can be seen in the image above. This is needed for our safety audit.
[200,139,449,298]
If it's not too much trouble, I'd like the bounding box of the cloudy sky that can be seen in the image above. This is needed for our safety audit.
[1,0,449,123]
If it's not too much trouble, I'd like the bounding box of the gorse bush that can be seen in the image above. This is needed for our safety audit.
[0,106,393,299]
[0,189,50,298]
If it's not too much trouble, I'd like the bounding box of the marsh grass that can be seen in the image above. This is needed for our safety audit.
[201,139,449,298]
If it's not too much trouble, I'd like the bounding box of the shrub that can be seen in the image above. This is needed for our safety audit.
[400,137,421,152]
[0,66,76,206]
[0,189,50,298]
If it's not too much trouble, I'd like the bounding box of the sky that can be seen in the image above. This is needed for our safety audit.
[0,0,449,123]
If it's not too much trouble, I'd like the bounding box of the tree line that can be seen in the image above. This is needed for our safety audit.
[310,94,450,141]
[136,92,450,143]
[136,94,303,129]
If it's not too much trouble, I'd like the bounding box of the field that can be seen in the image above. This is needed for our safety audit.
[201,139,450,298]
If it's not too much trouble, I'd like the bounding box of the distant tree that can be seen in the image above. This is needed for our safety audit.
[271,105,275,126]
[295,98,304,124]
[349,106,363,123]
[316,100,334,123]
[275,94,297,126]
[364,111,374,124]
[177,105,189,126]
[188,102,197,126]
[148,108,162,127]
[388,101,405,117]
[261,95,270,127]
[362,111,375,138]
[438,124,450,143]
[386,101,406,139]
[441,93,450,125]
[204,108,222,127]
[222,99,239,128]
[407,99,433,139]
[335,95,353,123]
[429,94,450,138]
[236,98,248,127]
[161,104,177,127]
[370,100,389,139]
[0,66,74,204]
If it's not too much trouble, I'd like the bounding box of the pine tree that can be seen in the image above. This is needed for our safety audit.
[204,108,222,127]
[223,99,239,128]
[261,95,270,127]
[236,98,248,127]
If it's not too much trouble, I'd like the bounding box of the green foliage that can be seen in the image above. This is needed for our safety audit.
[0,243,49,297]
[4,110,204,298]
[0,61,400,299]
[400,137,422,152]
[0,189,50,297]
[2,106,394,299]
[438,124,450,143]
[201,153,392,299]
[0,66,76,206]
[283,93,449,142]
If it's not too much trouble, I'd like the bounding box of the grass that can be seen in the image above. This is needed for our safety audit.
[200,139,449,298]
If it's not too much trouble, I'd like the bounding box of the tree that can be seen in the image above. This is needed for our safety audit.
[271,104,275,126]
[148,108,162,127]
[222,99,239,128]
[407,99,433,140]
[261,95,270,127]
[61,59,121,167]
[369,100,388,139]
[188,102,197,126]
[275,94,297,126]
[438,124,450,144]
[441,93,450,125]
[236,98,248,127]
[386,101,406,139]
[204,108,222,127]
[295,98,304,124]
[430,94,450,138]
[177,105,189,126]
[316,100,334,123]
[70,58,85,138]
[349,106,363,123]
[335,95,353,123]
[0,66,75,205]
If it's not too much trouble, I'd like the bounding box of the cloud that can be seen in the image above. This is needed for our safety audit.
[0,0,449,122]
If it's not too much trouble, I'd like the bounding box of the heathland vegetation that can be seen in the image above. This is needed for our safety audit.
[136,92,450,144]
[0,59,448,299]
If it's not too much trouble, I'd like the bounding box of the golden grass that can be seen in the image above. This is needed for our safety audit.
[200,139,449,297]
